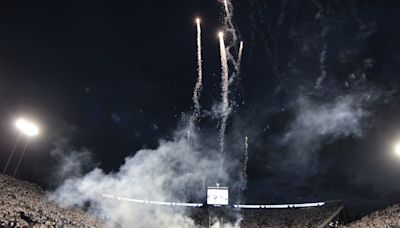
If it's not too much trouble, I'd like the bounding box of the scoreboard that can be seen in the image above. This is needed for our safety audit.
[207,186,229,206]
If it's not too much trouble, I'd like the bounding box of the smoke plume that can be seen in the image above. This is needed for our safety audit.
[48,128,233,227]
[282,90,379,165]
[50,138,97,186]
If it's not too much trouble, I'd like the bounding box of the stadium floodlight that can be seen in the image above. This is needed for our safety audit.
[2,118,40,176]
[15,118,39,137]
[394,143,400,157]
[8,118,40,177]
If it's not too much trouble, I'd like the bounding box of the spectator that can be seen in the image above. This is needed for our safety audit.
[0,174,101,227]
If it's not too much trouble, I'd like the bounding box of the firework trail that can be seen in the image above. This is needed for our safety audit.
[219,0,238,63]
[243,136,249,180]
[315,44,327,89]
[223,0,230,19]
[219,0,245,99]
[221,0,237,43]
[237,41,244,72]
[188,18,203,141]
[219,32,230,154]
[229,41,244,86]
[312,0,329,90]
[192,18,203,119]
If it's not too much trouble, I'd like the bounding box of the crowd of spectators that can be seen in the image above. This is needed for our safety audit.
[1,174,343,227]
[239,205,341,227]
[6,174,398,228]
[0,174,101,227]
[188,202,343,227]
[342,204,400,228]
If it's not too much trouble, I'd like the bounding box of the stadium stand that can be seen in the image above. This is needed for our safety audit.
[103,193,345,227]
[0,174,357,227]
[342,204,400,228]
[0,174,101,227]
[187,201,344,227]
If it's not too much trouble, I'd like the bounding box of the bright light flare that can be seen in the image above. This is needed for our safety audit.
[218,31,224,38]
[395,143,400,157]
[195,18,201,24]
[15,118,39,137]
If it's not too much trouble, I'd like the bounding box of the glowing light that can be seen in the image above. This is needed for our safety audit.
[218,31,224,38]
[395,143,400,157]
[195,18,200,24]
[238,41,244,69]
[15,118,39,137]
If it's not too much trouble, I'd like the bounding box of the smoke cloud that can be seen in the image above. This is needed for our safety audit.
[282,90,379,165]
[48,128,234,227]
[50,138,97,186]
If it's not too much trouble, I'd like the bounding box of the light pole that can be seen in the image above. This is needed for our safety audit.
[2,133,21,175]
[13,137,32,177]
[2,118,39,177]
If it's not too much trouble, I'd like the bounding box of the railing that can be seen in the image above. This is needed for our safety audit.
[233,202,325,209]
[102,194,203,207]
[102,194,342,210]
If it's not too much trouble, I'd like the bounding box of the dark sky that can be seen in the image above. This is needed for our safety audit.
[1,0,400,220]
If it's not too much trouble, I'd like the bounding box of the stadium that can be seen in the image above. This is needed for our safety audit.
[0,174,354,227]
[1,0,400,227]
[2,174,400,227]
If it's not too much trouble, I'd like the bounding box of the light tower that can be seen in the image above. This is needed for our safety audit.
[2,118,39,177]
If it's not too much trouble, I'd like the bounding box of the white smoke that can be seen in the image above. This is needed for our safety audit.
[283,91,378,164]
[50,138,97,185]
[48,128,230,227]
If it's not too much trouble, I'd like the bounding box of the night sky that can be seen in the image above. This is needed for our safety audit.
[1,0,400,220]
